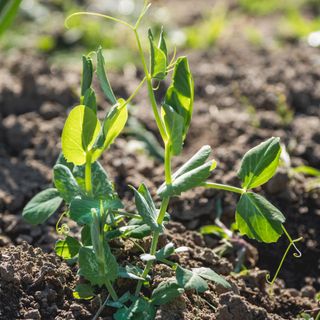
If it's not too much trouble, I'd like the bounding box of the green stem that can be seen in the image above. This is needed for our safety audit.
[266,225,303,286]
[105,279,118,301]
[202,182,244,195]
[124,76,147,106]
[133,28,167,142]
[85,151,93,195]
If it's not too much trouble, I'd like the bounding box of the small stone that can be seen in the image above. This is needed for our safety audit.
[301,285,316,299]
[24,309,41,319]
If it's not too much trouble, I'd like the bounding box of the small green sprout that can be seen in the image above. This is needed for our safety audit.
[22,1,302,318]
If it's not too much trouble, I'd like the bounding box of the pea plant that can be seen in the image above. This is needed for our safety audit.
[22,1,302,318]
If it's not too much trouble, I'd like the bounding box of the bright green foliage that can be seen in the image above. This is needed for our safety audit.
[164,57,194,141]
[236,192,285,242]
[55,236,81,259]
[238,137,281,189]
[22,188,62,225]
[78,245,118,285]
[97,46,117,105]
[155,242,175,261]
[61,105,101,165]
[151,279,184,305]
[83,87,97,114]
[148,29,167,80]
[158,160,216,198]
[0,0,21,37]
[53,164,81,203]
[162,104,184,155]
[93,99,128,157]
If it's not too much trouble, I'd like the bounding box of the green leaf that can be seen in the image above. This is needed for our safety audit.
[238,137,281,189]
[155,242,175,261]
[69,198,100,225]
[148,29,167,80]
[165,57,194,138]
[55,236,81,260]
[96,46,117,105]
[161,104,184,155]
[91,162,114,199]
[158,27,167,57]
[93,99,128,157]
[81,225,92,246]
[176,266,208,293]
[172,145,212,179]
[55,152,74,171]
[73,283,94,300]
[293,165,320,177]
[118,265,145,280]
[0,0,21,37]
[200,225,230,239]
[78,245,118,286]
[124,224,152,239]
[158,160,216,198]
[83,88,97,114]
[236,192,285,243]
[114,297,156,320]
[53,164,80,203]
[192,267,231,289]
[81,55,93,97]
[22,188,62,225]
[61,105,101,165]
[151,279,184,305]
[131,184,160,232]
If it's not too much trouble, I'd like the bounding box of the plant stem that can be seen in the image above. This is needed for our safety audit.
[92,294,110,320]
[202,182,244,195]
[105,279,118,301]
[125,76,147,106]
[85,151,93,195]
[133,28,167,142]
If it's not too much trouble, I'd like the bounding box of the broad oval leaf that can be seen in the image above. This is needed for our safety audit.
[165,57,194,138]
[61,105,101,165]
[114,297,155,320]
[93,99,128,157]
[151,279,184,306]
[236,192,285,243]
[176,266,208,293]
[96,46,117,105]
[73,283,94,300]
[53,164,80,203]
[55,236,81,260]
[69,198,100,225]
[155,242,175,261]
[22,188,62,225]
[238,137,281,189]
[158,160,216,198]
[192,267,231,289]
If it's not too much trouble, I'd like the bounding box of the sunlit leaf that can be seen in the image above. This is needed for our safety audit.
[176,266,208,293]
[151,279,184,305]
[238,137,281,189]
[81,55,93,97]
[149,29,167,80]
[236,192,285,243]
[55,236,81,259]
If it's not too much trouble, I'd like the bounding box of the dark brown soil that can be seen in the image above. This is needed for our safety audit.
[1,5,320,319]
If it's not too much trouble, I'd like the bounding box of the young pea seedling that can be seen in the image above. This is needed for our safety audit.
[22,1,302,318]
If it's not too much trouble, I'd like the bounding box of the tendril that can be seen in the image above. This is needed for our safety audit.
[266,225,303,286]
[56,211,70,236]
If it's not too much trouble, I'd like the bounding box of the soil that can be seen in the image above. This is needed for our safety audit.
[1,1,320,319]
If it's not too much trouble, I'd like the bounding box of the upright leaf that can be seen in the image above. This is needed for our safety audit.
[158,160,216,198]
[236,192,285,243]
[131,184,160,231]
[93,99,128,157]
[53,164,81,203]
[81,55,93,96]
[91,161,114,199]
[61,105,101,165]
[96,47,117,105]
[148,29,167,80]
[165,57,194,138]
[238,137,281,189]
[22,188,62,225]
[161,104,184,155]
[83,87,97,114]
